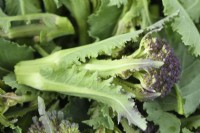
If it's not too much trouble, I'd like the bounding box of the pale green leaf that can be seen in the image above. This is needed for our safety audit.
[162,0,200,56]
[32,29,144,67]
[179,0,200,23]
[144,102,181,133]
[5,0,41,15]
[173,44,200,116]
[15,65,147,130]
[182,128,193,133]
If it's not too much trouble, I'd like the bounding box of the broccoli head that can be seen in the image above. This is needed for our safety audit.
[132,36,181,96]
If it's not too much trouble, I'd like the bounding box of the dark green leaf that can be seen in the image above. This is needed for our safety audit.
[182,128,193,133]
[0,39,33,71]
[173,44,200,116]
[182,115,200,130]
[144,102,181,133]
[88,0,122,40]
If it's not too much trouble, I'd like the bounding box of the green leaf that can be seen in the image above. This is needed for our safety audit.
[182,128,193,133]
[145,86,184,115]
[182,115,200,130]
[62,97,89,123]
[173,44,200,116]
[5,0,41,15]
[83,103,114,130]
[121,119,140,133]
[3,73,35,95]
[144,101,181,133]
[0,39,33,71]
[88,0,122,40]
[179,0,200,23]
[162,0,200,56]
[18,29,143,68]
[0,113,15,129]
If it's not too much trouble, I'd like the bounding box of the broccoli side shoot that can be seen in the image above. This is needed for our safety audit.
[28,97,80,133]
[28,111,80,133]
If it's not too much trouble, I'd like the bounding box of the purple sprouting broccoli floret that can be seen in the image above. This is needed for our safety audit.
[28,111,80,133]
[132,36,181,97]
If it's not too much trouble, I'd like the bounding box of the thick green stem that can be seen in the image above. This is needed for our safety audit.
[14,58,147,130]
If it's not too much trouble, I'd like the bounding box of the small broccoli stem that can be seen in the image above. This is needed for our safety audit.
[115,78,161,100]
[0,13,61,22]
[5,101,38,119]
[6,24,47,39]
[127,46,149,59]
[132,72,149,91]
[6,94,36,103]
[33,44,49,57]
[175,85,184,115]
[83,58,163,78]
[0,13,74,41]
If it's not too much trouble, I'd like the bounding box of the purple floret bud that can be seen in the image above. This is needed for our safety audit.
[136,37,181,97]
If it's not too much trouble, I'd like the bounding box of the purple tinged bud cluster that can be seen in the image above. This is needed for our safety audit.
[142,37,181,96]
[28,111,80,133]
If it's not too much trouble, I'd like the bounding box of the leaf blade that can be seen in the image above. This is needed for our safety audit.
[162,0,200,56]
